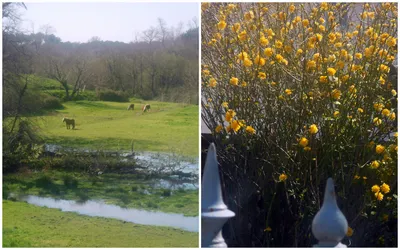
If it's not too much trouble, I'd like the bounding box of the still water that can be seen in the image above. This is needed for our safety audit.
[23,195,198,232]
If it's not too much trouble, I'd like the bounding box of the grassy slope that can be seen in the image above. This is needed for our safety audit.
[3,200,198,247]
[32,100,198,157]
[4,170,199,216]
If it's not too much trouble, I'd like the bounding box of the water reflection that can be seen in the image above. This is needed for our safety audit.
[23,195,198,232]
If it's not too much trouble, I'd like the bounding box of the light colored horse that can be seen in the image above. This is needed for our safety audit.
[127,104,135,110]
[142,104,151,113]
[62,118,75,130]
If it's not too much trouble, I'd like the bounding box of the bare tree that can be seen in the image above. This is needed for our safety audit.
[156,18,170,48]
[142,26,159,45]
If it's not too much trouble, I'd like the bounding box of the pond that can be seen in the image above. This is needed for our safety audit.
[21,195,199,232]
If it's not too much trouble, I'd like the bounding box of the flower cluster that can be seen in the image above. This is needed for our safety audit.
[202,2,397,246]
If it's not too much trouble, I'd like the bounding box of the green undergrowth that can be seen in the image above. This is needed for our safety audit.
[3,170,198,217]
[3,200,198,247]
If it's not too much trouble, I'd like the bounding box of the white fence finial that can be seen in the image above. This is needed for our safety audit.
[312,178,348,248]
[201,143,235,247]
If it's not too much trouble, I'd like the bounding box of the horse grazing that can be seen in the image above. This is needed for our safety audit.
[62,118,75,130]
[127,104,135,110]
[142,104,151,113]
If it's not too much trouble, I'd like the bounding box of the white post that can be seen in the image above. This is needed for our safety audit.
[312,178,348,247]
[201,143,235,247]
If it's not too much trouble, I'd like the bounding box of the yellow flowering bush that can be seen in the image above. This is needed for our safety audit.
[202,2,397,247]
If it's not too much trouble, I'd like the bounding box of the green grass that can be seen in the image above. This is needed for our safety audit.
[3,200,198,247]
[3,170,199,216]
[30,100,198,157]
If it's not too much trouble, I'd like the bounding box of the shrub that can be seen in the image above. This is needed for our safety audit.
[202,2,397,247]
[41,95,63,110]
[96,89,129,102]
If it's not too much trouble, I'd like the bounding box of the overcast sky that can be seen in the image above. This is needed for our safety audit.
[20,2,199,43]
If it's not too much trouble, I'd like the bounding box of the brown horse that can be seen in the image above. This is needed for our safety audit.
[142,104,151,113]
[127,104,135,110]
[62,118,75,130]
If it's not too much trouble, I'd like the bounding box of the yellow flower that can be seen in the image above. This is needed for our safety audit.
[354,175,360,180]
[241,81,247,87]
[230,77,239,86]
[355,53,362,59]
[381,183,390,194]
[237,51,248,61]
[254,55,266,66]
[378,64,390,73]
[375,145,385,154]
[315,33,323,41]
[304,146,311,151]
[232,23,241,33]
[289,4,295,13]
[307,60,316,70]
[215,125,223,133]
[276,54,286,64]
[378,76,385,85]
[279,173,287,182]
[244,58,253,67]
[364,47,373,58]
[320,76,328,83]
[275,40,283,49]
[203,69,210,75]
[231,120,242,132]
[260,36,269,46]
[389,112,396,121]
[246,126,256,134]
[373,117,382,126]
[225,109,236,122]
[346,227,353,237]
[327,68,336,76]
[357,108,364,113]
[296,49,303,55]
[331,89,341,100]
[222,102,228,108]
[374,103,384,112]
[264,48,273,57]
[244,11,254,21]
[238,30,247,41]
[309,124,318,134]
[371,185,380,193]
[299,137,309,147]
[371,160,380,169]
[334,111,340,118]
[382,109,391,117]
[258,72,267,79]
[302,19,309,27]
[285,89,292,95]
[375,192,384,201]
[218,20,227,30]
[391,90,397,96]
[328,33,336,43]
[209,78,217,87]
[320,2,329,10]
[386,37,397,47]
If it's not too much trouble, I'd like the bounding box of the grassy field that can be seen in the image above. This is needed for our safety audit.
[4,170,198,216]
[3,200,198,247]
[25,100,198,157]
